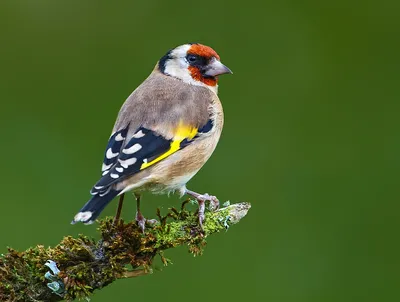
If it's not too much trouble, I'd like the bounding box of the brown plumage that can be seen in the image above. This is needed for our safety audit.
[115,68,214,139]
[72,43,232,230]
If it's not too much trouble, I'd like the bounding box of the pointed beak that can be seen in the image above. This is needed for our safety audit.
[204,58,233,77]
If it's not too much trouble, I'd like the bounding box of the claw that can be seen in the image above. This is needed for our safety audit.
[146,219,158,225]
[136,210,158,233]
[208,196,220,211]
[184,189,220,230]
[198,193,220,210]
[136,211,146,233]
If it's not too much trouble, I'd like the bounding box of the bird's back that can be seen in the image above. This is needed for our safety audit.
[113,70,216,140]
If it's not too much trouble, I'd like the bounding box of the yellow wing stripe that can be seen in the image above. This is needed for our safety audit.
[174,123,198,140]
[140,124,198,170]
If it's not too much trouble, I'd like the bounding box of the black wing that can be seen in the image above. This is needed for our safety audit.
[91,120,214,195]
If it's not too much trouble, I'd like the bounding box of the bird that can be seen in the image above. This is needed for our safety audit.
[71,43,232,231]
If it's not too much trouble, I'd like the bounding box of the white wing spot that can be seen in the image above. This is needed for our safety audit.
[111,173,119,179]
[123,143,142,155]
[94,185,104,190]
[106,148,119,159]
[74,211,93,222]
[143,158,148,163]
[102,163,112,172]
[100,187,111,197]
[116,167,124,173]
[118,157,137,168]
[132,130,145,138]
[115,133,124,141]
[102,170,110,176]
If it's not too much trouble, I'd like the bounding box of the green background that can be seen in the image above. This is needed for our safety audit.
[0,0,399,301]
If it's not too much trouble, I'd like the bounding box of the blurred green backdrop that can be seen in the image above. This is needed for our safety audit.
[1,0,399,301]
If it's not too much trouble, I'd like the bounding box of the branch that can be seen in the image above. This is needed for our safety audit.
[0,201,251,301]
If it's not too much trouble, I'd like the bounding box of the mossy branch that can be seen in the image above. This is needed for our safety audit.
[0,201,251,301]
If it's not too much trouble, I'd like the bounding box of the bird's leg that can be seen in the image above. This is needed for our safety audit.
[134,193,158,233]
[185,189,220,229]
[113,193,125,225]
[134,193,146,233]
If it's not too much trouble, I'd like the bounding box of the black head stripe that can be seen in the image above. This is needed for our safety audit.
[158,50,172,74]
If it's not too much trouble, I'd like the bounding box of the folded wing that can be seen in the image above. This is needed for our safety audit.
[90,120,214,196]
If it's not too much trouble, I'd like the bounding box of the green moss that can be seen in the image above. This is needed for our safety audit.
[0,202,250,301]
[203,208,231,234]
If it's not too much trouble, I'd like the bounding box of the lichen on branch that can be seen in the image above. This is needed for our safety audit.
[0,201,251,302]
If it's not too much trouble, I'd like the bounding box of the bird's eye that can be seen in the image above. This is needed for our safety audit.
[186,55,198,64]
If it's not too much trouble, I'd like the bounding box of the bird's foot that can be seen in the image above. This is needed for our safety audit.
[147,219,158,225]
[135,212,158,233]
[185,189,220,229]
[194,193,220,210]
[197,194,219,228]
[135,211,146,233]
[204,194,220,211]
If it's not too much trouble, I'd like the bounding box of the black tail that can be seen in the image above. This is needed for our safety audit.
[71,189,121,224]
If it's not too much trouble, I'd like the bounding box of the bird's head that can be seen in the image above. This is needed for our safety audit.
[158,43,232,92]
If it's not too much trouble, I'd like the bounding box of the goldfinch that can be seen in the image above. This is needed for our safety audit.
[71,43,232,230]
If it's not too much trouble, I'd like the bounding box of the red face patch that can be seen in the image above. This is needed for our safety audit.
[188,66,218,86]
[187,44,220,86]
[187,44,220,60]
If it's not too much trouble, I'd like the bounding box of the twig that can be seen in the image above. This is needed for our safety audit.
[0,202,251,301]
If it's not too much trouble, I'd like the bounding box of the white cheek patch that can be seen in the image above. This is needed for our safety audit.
[163,45,219,94]
[164,59,192,83]
[163,44,197,85]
